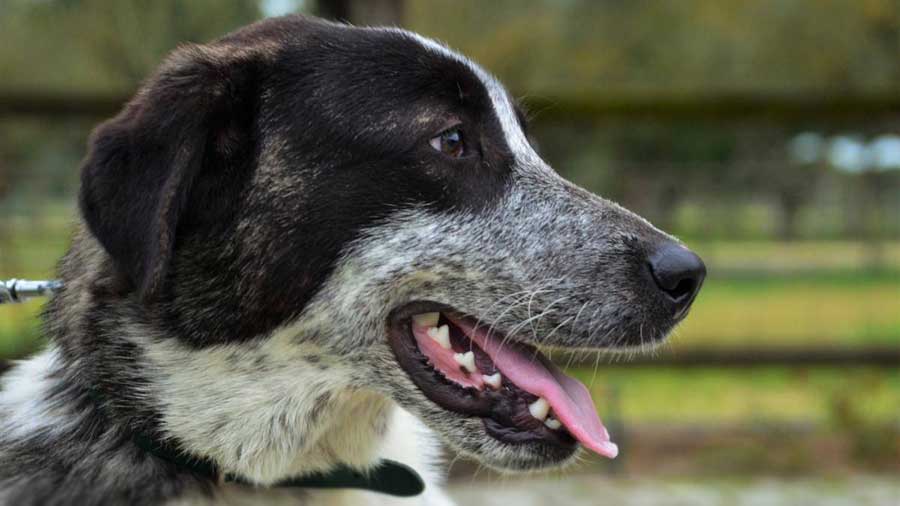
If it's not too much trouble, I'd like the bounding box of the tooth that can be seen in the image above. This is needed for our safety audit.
[544,418,561,430]
[413,312,440,328]
[482,373,502,389]
[453,351,477,373]
[426,325,451,349]
[528,398,550,421]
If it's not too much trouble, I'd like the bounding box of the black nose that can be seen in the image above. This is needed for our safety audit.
[647,242,706,315]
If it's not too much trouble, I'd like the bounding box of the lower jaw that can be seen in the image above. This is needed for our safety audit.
[470,424,581,471]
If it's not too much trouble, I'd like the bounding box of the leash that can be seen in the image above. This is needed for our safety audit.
[1,277,425,497]
[0,279,62,304]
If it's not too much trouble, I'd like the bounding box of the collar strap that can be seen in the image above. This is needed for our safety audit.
[131,431,424,497]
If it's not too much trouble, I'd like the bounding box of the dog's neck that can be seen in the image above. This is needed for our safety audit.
[137,329,394,484]
[27,231,396,486]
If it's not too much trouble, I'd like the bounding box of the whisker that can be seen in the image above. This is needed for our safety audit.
[484,290,539,345]
[494,280,559,354]
[470,289,535,352]
[569,300,591,345]
[590,347,602,387]
[531,313,573,365]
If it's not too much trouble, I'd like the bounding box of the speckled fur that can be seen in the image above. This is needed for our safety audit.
[1,15,681,506]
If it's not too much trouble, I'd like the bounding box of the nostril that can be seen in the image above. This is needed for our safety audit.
[668,278,697,301]
[647,243,707,308]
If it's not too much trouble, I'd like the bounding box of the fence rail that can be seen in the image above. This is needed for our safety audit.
[3,90,900,122]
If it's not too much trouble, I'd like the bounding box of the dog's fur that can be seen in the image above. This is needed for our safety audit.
[0,15,690,505]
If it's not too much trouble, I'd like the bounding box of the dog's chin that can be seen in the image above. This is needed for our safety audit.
[422,406,581,472]
[385,300,635,473]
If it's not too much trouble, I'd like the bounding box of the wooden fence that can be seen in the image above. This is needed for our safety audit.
[3,90,900,123]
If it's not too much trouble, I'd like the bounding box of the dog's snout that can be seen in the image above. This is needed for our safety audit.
[647,242,706,315]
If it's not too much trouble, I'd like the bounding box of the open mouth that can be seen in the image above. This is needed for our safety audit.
[387,302,618,460]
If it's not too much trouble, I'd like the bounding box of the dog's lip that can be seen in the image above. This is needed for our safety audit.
[386,301,617,459]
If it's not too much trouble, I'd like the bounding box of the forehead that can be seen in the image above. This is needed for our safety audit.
[263,22,526,141]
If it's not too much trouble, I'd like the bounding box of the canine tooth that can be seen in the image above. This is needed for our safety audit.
[454,351,477,373]
[426,325,451,349]
[528,398,550,421]
[413,312,440,328]
[483,373,502,389]
[544,418,562,430]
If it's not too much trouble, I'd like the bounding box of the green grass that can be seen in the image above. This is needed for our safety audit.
[0,210,71,357]
[0,299,44,358]
[689,240,900,273]
[569,366,900,426]
[0,208,74,278]
[675,272,900,348]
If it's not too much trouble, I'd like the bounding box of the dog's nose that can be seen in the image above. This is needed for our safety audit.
[647,242,706,316]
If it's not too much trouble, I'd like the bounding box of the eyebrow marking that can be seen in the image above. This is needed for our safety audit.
[380,27,544,170]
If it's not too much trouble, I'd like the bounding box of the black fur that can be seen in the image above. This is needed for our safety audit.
[79,16,515,347]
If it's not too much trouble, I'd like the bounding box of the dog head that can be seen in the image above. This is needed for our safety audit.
[78,16,704,474]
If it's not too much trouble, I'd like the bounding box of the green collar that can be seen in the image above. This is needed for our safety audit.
[132,431,425,497]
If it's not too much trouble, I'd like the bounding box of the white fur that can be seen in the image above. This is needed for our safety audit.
[301,409,455,506]
[136,324,383,483]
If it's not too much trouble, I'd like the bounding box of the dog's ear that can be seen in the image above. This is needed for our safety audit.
[79,45,262,301]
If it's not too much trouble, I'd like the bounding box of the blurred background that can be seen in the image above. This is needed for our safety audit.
[1,1,898,504]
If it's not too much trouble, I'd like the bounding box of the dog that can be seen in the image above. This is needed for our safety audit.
[0,14,705,506]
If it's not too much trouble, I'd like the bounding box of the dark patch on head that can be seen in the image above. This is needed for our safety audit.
[79,42,263,303]
[76,15,517,347]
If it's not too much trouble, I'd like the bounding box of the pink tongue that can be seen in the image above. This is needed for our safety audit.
[451,318,618,459]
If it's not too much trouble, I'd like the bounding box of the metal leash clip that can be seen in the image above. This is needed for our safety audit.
[0,279,62,305]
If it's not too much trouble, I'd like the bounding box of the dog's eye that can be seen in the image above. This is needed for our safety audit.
[429,127,465,158]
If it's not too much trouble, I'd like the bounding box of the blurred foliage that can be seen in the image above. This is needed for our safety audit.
[0,0,261,93]
[408,0,900,94]
[571,367,900,426]
[2,0,900,239]
[406,1,900,240]
[3,0,897,95]
[829,387,900,468]
[677,266,900,347]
